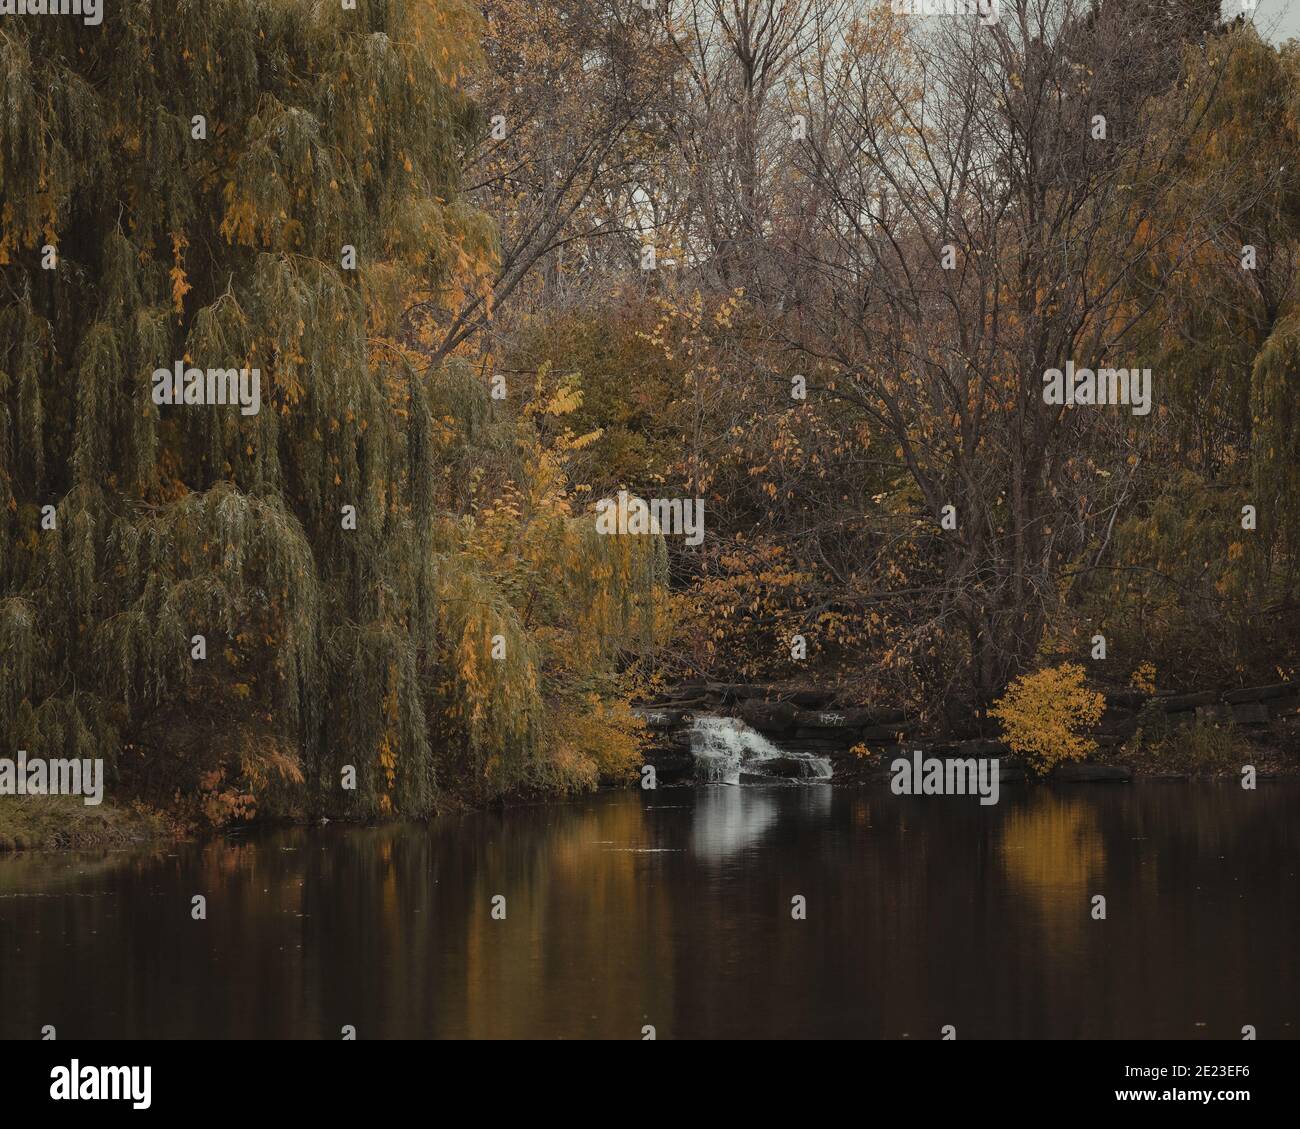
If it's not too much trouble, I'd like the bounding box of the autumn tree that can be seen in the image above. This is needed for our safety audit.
[0,0,663,824]
[763,0,1243,712]
[424,0,680,367]
[1073,25,1300,685]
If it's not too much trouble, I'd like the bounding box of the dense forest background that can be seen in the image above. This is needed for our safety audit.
[1,0,1298,824]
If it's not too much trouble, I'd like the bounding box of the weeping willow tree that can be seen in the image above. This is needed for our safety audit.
[0,0,664,823]
[1070,27,1300,683]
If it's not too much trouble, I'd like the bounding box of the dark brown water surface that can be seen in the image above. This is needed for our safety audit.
[1,783,1296,1039]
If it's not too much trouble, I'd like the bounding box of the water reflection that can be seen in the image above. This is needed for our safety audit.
[0,783,1295,1039]
[689,787,782,859]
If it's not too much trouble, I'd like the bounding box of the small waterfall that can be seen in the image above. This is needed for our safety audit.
[687,716,832,784]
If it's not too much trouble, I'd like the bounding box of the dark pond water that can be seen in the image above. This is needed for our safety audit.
[1,783,1297,1039]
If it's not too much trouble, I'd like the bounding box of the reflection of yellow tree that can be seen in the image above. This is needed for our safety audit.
[1000,794,1105,940]
[464,798,674,1038]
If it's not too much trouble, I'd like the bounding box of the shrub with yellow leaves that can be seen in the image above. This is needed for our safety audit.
[1129,661,1157,696]
[990,663,1106,775]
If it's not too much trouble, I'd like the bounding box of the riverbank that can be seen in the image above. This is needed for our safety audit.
[634,678,1300,785]
[0,795,176,852]
[7,676,1300,852]
[4,751,1295,854]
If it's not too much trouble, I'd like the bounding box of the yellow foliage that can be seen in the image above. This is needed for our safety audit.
[990,663,1106,775]
[540,696,644,792]
[1129,661,1157,695]
[169,232,192,314]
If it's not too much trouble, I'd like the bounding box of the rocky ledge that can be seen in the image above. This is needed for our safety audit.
[634,679,1300,783]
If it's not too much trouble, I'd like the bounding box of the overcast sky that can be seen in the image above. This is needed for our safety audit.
[1248,0,1297,41]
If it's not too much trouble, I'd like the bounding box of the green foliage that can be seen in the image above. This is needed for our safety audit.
[1125,715,1239,775]
[505,303,682,493]
[1064,28,1300,691]
[1252,314,1300,556]
[0,1,663,825]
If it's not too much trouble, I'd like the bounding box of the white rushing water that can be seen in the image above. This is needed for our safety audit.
[687,716,832,785]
